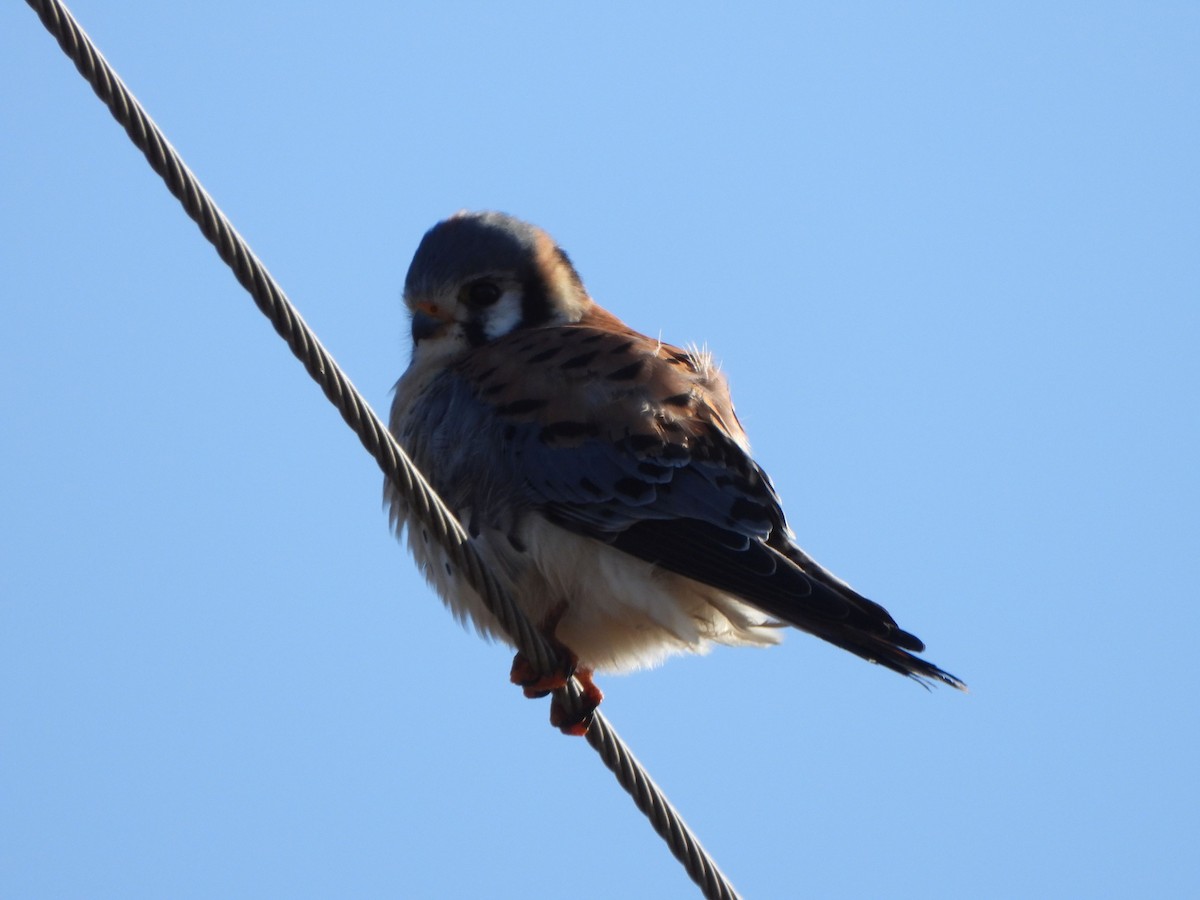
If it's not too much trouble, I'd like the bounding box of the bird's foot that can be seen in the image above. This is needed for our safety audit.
[549,668,604,737]
[508,602,602,736]
[509,650,575,699]
[509,652,604,736]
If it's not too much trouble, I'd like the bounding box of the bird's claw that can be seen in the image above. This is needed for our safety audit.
[509,650,575,698]
[549,669,604,736]
[510,651,604,736]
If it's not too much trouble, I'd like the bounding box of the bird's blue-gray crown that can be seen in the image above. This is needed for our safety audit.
[406,212,534,293]
[404,211,590,340]
[406,212,583,295]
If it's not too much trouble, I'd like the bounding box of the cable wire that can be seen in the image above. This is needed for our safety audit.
[23,2,741,897]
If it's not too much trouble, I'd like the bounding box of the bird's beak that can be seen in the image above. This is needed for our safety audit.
[410,301,452,343]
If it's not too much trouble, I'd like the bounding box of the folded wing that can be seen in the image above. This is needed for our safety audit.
[450,312,964,689]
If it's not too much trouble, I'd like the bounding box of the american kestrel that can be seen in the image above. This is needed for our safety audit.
[388,211,963,734]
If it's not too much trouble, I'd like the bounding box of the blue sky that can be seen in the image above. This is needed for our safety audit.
[3,3,1198,897]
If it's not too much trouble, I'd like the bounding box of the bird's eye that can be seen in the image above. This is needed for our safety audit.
[464,281,502,308]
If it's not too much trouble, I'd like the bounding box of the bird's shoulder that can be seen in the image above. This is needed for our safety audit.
[453,306,750,458]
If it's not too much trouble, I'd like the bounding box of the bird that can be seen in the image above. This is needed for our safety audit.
[387,210,964,734]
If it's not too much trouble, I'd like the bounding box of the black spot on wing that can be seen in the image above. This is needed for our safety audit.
[607,360,645,381]
[714,471,768,496]
[613,477,656,504]
[539,421,601,443]
[622,432,691,467]
[728,497,773,531]
[626,434,663,454]
[496,398,549,416]
[661,442,690,462]
[637,461,673,481]
[561,350,600,369]
[666,350,697,370]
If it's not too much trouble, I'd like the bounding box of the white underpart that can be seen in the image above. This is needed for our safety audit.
[482,290,525,341]
[392,502,783,674]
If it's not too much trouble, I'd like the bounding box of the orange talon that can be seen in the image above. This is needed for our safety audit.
[549,668,604,736]
[509,651,574,698]
[509,602,603,735]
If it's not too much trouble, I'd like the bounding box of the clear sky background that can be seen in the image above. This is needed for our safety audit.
[3,3,1198,898]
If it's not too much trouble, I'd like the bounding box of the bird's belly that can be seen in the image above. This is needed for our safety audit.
[391,503,783,674]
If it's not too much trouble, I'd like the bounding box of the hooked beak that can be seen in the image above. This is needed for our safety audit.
[410,301,452,343]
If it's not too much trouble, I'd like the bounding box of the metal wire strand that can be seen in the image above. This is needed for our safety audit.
[23,2,741,898]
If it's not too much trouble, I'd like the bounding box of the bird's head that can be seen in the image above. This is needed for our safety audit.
[403,211,591,361]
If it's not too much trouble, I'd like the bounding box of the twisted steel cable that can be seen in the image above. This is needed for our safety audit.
[22,2,741,897]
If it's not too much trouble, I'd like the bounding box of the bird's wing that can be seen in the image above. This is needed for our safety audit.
[447,309,963,688]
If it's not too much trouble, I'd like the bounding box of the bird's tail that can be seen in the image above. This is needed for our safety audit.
[775,542,966,691]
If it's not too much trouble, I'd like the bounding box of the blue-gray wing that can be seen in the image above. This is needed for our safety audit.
[415,316,963,688]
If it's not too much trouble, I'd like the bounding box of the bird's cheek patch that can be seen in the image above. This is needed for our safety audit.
[482,291,525,341]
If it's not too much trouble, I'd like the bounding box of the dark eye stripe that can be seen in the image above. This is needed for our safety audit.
[463,319,488,347]
[520,268,553,327]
